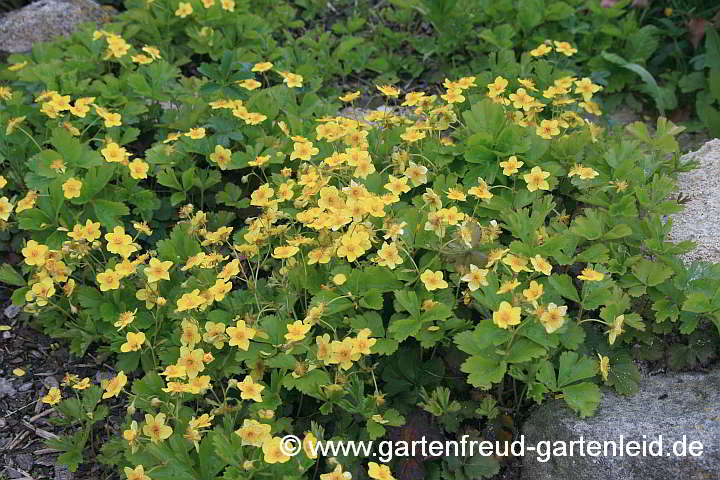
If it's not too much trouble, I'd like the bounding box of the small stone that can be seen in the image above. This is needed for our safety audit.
[522,368,720,479]
[14,453,33,471]
[669,139,720,264]
[42,376,59,389]
[0,377,17,398]
[17,381,34,392]
[4,304,22,319]
[0,0,116,54]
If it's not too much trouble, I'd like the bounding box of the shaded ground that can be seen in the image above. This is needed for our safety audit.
[0,301,120,480]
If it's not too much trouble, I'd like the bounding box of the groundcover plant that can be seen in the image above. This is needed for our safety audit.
[1,1,720,479]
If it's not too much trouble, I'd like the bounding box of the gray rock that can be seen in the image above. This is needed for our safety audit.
[522,369,720,480]
[669,138,720,264]
[0,0,115,54]
[0,377,17,398]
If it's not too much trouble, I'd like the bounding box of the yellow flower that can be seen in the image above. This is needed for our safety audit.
[285,320,311,342]
[102,371,127,398]
[235,419,271,446]
[120,332,146,352]
[176,289,204,312]
[598,354,610,382]
[303,432,318,459]
[105,227,137,259]
[530,43,552,57]
[16,190,37,212]
[115,310,137,330]
[420,269,448,291]
[339,91,360,102]
[523,166,551,192]
[515,279,537,301]
[368,462,396,480]
[42,387,62,405]
[186,127,206,139]
[508,88,534,111]
[252,62,273,72]
[279,71,303,88]
[175,2,193,17]
[460,264,489,291]
[143,413,173,443]
[352,328,376,355]
[272,245,299,259]
[487,76,508,97]
[128,159,149,179]
[237,375,264,402]
[227,320,256,350]
[101,142,128,164]
[502,254,531,273]
[321,465,349,480]
[237,79,262,90]
[6,116,26,135]
[97,269,121,291]
[221,0,235,12]
[574,77,602,101]
[146,257,173,282]
[376,84,400,98]
[60,177,82,199]
[536,119,561,139]
[375,242,403,269]
[250,184,274,207]
[124,465,150,480]
[209,145,232,169]
[400,127,426,142]
[493,301,522,329]
[332,273,347,285]
[530,255,552,275]
[22,240,48,266]
[262,437,291,463]
[468,178,493,200]
[496,279,521,295]
[578,268,604,281]
[553,40,577,56]
[290,141,319,161]
[178,346,205,378]
[540,303,567,333]
[499,155,523,175]
[607,314,625,345]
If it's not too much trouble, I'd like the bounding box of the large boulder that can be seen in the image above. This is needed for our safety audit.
[522,369,720,479]
[0,0,114,54]
[669,139,720,264]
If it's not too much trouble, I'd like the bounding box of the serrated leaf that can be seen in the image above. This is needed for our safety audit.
[547,274,580,302]
[562,382,601,418]
[557,351,597,388]
[460,355,507,389]
[0,264,26,286]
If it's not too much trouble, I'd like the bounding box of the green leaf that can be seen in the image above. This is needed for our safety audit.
[631,258,673,286]
[681,292,714,313]
[394,290,420,317]
[93,199,130,228]
[557,351,597,388]
[454,320,512,356]
[601,51,667,113]
[360,290,384,310]
[547,274,580,302]
[388,315,421,342]
[0,264,26,286]
[460,355,507,389]
[504,338,546,363]
[75,165,115,203]
[562,382,601,418]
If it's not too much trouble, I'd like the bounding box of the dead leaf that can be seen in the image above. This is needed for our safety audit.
[688,18,708,49]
